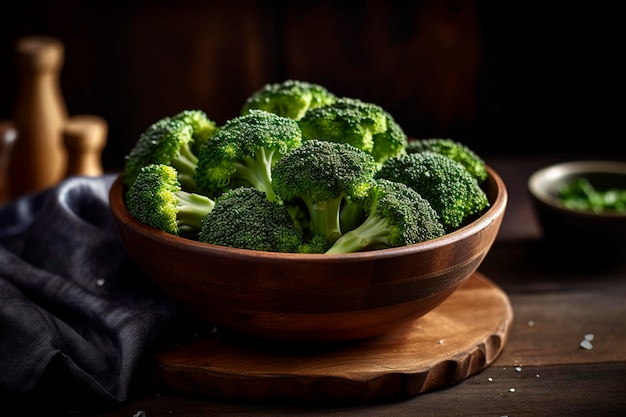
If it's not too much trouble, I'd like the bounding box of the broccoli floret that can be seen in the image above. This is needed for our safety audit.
[272,139,378,245]
[339,195,367,234]
[194,110,302,200]
[298,97,408,165]
[171,109,217,154]
[407,138,487,183]
[198,187,303,253]
[298,234,331,254]
[126,164,215,238]
[326,179,445,254]
[123,117,198,190]
[241,79,337,121]
[376,151,490,233]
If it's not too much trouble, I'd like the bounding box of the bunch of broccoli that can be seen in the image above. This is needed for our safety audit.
[122,79,491,254]
[198,186,303,252]
[194,109,302,201]
[241,79,337,121]
[123,109,216,192]
[126,163,215,239]
[298,96,408,166]
[376,151,489,233]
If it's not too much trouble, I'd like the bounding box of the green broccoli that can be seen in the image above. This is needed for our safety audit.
[272,139,378,245]
[376,151,490,233]
[123,118,195,190]
[198,187,303,253]
[123,110,216,191]
[297,233,331,254]
[326,179,445,254]
[339,195,367,235]
[282,202,335,253]
[406,138,488,183]
[194,110,302,200]
[171,109,217,154]
[298,97,408,165]
[241,79,337,121]
[126,164,215,238]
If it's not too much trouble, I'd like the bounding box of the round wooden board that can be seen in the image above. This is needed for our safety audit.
[150,272,513,405]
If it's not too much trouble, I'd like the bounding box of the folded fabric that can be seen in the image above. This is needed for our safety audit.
[0,175,181,413]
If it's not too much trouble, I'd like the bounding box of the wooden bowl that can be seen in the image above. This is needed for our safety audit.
[109,166,507,342]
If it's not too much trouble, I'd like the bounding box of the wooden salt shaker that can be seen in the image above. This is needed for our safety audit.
[8,36,69,198]
[63,115,107,177]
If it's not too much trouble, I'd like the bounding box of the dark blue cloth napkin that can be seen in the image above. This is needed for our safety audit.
[0,175,181,413]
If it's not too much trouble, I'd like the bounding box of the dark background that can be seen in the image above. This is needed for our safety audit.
[1,0,624,171]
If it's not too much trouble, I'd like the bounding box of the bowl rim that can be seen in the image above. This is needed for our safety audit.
[110,165,508,261]
[528,160,626,218]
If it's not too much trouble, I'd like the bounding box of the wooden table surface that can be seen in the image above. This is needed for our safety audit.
[74,155,626,416]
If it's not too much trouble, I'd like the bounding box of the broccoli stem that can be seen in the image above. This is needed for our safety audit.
[326,214,390,254]
[171,142,200,190]
[175,190,215,229]
[233,147,277,201]
[340,197,365,234]
[302,194,344,245]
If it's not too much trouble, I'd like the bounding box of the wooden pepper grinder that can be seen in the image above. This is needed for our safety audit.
[63,115,107,177]
[8,35,69,198]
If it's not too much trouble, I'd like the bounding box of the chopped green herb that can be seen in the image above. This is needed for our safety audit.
[559,178,626,213]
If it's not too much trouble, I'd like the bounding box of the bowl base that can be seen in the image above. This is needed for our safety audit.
[149,272,512,405]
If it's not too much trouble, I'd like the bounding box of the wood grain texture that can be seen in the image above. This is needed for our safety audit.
[495,291,626,367]
[149,272,512,405]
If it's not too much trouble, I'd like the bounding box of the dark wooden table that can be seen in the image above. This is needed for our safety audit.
[76,155,626,416]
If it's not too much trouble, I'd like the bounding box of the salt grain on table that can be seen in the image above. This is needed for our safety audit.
[580,339,593,350]
[580,333,595,350]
